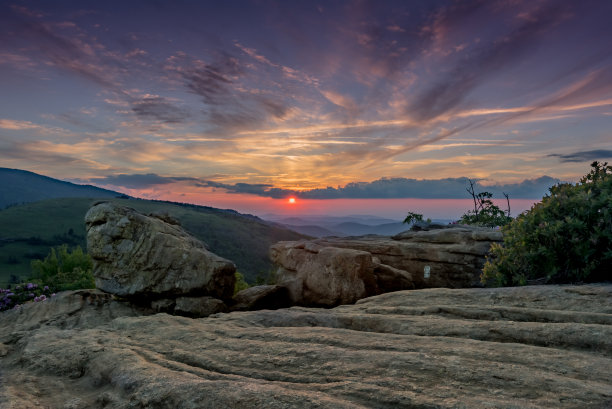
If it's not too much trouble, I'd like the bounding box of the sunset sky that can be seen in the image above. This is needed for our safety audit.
[1,0,611,218]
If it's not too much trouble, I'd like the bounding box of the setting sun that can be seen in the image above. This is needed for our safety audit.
[288,197,296,204]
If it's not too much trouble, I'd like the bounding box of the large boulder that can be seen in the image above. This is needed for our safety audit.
[270,241,380,306]
[85,202,236,303]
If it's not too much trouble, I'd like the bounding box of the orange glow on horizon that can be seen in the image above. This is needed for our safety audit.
[100,181,540,220]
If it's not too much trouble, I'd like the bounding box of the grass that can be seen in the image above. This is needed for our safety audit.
[0,197,307,286]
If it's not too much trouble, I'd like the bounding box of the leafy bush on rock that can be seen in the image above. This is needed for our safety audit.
[460,179,512,228]
[30,245,95,292]
[483,161,612,286]
[1,245,95,311]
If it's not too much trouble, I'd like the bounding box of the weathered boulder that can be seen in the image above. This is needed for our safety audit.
[231,285,293,311]
[85,202,236,302]
[1,284,611,408]
[312,225,502,289]
[270,241,378,306]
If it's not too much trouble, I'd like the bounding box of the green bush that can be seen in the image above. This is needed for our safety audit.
[30,245,95,291]
[233,271,250,295]
[482,162,612,286]
[403,212,424,224]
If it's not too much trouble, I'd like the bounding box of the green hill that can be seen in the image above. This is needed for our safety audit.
[0,197,308,287]
[0,168,120,209]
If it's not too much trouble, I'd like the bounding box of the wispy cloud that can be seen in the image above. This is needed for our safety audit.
[0,119,42,130]
[548,150,612,163]
[86,173,199,189]
[131,96,191,123]
[409,1,571,123]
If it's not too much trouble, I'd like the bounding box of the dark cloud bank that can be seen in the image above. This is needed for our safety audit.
[90,174,563,199]
[548,150,612,163]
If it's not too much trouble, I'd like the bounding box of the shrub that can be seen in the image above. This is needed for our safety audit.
[482,161,612,286]
[30,245,95,292]
[234,271,250,295]
[459,180,512,228]
[403,212,424,224]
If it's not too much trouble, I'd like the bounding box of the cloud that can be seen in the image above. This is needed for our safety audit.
[87,174,199,189]
[0,141,108,172]
[298,177,561,199]
[193,176,562,199]
[131,96,190,123]
[0,118,75,136]
[173,51,292,131]
[482,176,562,198]
[548,150,612,163]
[409,2,570,122]
[202,181,282,196]
[183,54,241,105]
[0,4,122,90]
[0,52,37,70]
[0,119,42,130]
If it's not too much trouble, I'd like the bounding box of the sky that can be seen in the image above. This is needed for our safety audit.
[1,0,611,219]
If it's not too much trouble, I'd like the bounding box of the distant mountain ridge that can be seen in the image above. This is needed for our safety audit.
[0,168,121,209]
[0,168,309,284]
[264,214,455,237]
[0,197,308,285]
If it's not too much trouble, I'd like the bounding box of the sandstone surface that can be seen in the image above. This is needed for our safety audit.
[1,284,611,408]
[85,202,236,302]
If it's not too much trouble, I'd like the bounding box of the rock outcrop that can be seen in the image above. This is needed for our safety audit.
[1,284,611,408]
[85,202,236,315]
[270,225,502,305]
[270,241,378,306]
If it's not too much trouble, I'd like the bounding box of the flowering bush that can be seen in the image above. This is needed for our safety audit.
[1,245,95,313]
[0,283,55,312]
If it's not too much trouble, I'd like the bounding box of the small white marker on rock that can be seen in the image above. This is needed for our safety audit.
[424,265,431,279]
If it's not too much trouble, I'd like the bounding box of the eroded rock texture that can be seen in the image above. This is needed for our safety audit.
[1,285,611,408]
[85,202,236,306]
[271,226,503,305]
[270,241,378,306]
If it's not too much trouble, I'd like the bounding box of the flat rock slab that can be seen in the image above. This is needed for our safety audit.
[1,284,611,408]
[314,226,503,288]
